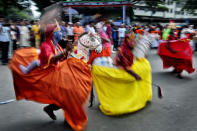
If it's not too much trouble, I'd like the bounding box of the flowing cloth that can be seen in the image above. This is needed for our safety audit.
[158,39,195,73]
[92,58,152,115]
[9,48,92,131]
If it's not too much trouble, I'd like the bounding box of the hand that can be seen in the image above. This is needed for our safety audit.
[134,74,142,80]
[95,45,102,54]
[54,19,60,31]
[66,42,75,52]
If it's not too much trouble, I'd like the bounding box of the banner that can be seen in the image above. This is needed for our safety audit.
[63,1,132,7]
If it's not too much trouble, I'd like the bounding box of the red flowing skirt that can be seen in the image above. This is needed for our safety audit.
[157,39,195,73]
[9,48,92,131]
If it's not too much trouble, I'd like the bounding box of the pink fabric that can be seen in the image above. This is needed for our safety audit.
[106,24,113,45]
[100,31,111,48]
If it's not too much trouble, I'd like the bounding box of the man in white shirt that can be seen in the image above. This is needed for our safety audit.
[86,22,96,34]
[0,23,10,65]
[118,24,126,46]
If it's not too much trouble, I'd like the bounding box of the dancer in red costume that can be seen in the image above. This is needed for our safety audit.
[9,20,92,131]
[158,28,195,78]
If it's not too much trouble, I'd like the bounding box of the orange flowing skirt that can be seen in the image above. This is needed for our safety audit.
[9,48,92,131]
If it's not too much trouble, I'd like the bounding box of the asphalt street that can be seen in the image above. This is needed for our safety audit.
[0,49,197,131]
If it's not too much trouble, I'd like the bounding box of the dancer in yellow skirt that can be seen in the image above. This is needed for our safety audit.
[91,30,152,115]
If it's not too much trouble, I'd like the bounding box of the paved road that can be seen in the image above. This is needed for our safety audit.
[1,50,197,131]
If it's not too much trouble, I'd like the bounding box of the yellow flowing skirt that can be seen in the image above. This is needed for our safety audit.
[92,58,152,115]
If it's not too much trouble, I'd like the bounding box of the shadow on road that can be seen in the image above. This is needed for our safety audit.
[1,120,73,131]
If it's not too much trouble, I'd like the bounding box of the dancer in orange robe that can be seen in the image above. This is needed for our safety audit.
[9,22,92,131]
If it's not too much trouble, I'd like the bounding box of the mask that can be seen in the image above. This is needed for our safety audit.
[53,31,62,47]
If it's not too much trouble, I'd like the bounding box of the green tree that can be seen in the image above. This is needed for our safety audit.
[182,0,197,14]
[0,0,33,19]
[7,8,33,20]
[168,0,197,14]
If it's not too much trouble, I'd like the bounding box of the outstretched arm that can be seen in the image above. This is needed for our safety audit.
[52,42,75,63]
[166,41,177,54]
[51,49,68,63]
[125,68,142,80]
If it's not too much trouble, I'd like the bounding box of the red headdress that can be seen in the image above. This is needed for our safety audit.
[45,24,57,41]
[115,33,135,68]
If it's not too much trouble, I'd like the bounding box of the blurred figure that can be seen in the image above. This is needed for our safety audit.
[106,20,113,48]
[66,22,74,42]
[86,21,96,34]
[162,24,171,40]
[111,24,118,51]
[0,23,10,65]
[10,21,20,51]
[18,20,30,47]
[32,20,41,48]
[118,24,126,47]
[73,22,84,41]
[58,20,67,48]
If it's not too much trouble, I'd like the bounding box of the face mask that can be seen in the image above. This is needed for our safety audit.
[53,31,62,47]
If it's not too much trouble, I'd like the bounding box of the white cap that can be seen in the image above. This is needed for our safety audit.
[68,22,73,25]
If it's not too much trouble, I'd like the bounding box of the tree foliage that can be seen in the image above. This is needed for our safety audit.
[182,0,197,14]
[169,0,197,14]
[0,0,33,20]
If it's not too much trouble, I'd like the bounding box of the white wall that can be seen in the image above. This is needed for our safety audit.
[134,1,197,19]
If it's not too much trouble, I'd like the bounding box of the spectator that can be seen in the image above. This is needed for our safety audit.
[73,22,84,42]
[10,21,20,51]
[66,22,74,42]
[59,20,67,48]
[18,20,30,47]
[31,20,41,48]
[118,24,126,47]
[86,22,96,34]
[0,23,10,65]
